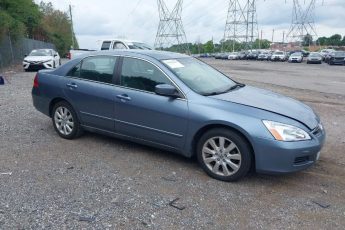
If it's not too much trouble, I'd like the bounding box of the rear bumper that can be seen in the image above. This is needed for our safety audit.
[253,130,326,174]
[32,89,51,117]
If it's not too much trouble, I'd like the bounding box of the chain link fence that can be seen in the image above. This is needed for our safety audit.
[0,34,56,71]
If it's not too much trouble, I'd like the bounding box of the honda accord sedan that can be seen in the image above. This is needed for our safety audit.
[32,50,325,181]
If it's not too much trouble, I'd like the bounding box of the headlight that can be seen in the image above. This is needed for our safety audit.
[263,120,311,141]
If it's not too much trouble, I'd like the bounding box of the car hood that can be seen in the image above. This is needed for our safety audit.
[24,56,53,62]
[210,86,318,129]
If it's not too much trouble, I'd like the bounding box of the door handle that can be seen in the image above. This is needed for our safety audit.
[66,83,78,89]
[116,94,131,101]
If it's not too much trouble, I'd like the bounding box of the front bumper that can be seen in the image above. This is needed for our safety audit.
[307,59,322,63]
[23,61,54,70]
[253,128,325,174]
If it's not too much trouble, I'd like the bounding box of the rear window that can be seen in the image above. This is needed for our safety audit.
[101,41,111,50]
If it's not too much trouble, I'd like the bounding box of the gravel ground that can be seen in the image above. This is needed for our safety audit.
[0,60,345,229]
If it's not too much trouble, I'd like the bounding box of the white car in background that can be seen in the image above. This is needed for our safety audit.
[228,52,239,60]
[23,49,60,71]
[271,51,287,62]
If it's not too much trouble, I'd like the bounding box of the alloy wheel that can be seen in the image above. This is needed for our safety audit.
[202,136,241,176]
[54,106,74,136]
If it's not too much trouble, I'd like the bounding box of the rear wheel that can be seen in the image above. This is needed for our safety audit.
[197,128,252,181]
[52,101,83,139]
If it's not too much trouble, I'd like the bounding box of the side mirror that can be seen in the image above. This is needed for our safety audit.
[24,54,27,57]
[155,84,179,98]
[54,54,57,57]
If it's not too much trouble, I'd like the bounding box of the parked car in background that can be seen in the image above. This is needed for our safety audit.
[289,50,309,57]
[68,39,152,59]
[246,50,259,60]
[228,52,239,60]
[288,52,303,63]
[238,51,248,60]
[32,50,325,181]
[327,51,345,65]
[23,49,60,71]
[271,51,286,62]
[307,52,323,64]
[219,52,230,60]
[319,49,335,61]
[257,52,269,61]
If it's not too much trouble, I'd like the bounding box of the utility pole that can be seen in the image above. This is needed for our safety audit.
[69,4,75,49]
[154,0,189,54]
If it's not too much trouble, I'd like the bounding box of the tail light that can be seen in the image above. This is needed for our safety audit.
[33,73,39,88]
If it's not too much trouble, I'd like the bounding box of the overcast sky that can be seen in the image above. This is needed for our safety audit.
[35,0,345,49]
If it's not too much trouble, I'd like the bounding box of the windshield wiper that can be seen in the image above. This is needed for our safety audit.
[203,83,245,96]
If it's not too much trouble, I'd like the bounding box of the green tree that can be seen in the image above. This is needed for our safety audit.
[329,34,342,46]
[302,34,313,46]
[0,0,41,38]
[203,40,214,53]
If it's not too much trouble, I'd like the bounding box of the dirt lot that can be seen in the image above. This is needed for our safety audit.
[0,59,345,229]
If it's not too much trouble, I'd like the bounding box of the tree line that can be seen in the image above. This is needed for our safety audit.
[0,0,78,55]
[164,38,272,54]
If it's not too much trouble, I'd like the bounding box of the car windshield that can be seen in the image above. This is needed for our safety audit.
[128,42,152,50]
[162,58,237,95]
[291,52,302,56]
[275,52,284,55]
[29,50,51,56]
[334,52,345,57]
[310,53,321,57]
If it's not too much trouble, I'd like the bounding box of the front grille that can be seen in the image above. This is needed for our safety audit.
[294,156,310,164]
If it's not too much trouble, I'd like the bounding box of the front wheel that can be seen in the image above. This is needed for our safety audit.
[197,128,253,181]
[52,101,83,139]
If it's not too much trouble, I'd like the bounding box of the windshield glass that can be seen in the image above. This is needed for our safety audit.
[275,52,284,55]
[310,53,321,57]
[334,52,345,57]
[162,58,237,95]
[29,49,51,56]
[291,52,302,56]
[128,42,152,50]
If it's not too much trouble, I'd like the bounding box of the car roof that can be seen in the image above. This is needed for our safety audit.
[79,50,190,60]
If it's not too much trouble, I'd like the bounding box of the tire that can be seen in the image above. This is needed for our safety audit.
[52,101,83,139]
[196,128,253,182]
[59,59,61,66]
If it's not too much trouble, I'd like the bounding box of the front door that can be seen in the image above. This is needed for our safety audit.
[114,57,189,149]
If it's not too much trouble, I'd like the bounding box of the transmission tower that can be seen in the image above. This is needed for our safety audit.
[223,0,258,51]
[286,0,318,44]
[154,0,189,54]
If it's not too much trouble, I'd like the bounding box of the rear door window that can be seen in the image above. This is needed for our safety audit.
[78,56,117,84]
[101,41,111,50]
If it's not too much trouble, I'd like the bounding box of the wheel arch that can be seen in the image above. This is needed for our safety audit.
[191,123,256,167]
[49,97,72,117]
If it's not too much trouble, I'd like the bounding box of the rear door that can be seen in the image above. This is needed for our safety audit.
[63,55,119,131]
[114,57,189,149]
